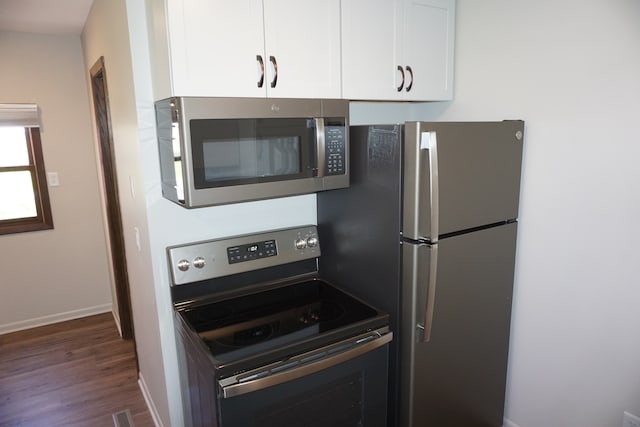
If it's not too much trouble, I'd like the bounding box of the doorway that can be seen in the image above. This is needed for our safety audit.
[89,57,135,342]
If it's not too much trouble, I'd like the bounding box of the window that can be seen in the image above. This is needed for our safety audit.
[0,104,53,235]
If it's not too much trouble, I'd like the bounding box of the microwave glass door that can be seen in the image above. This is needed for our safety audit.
[190,118,316,189]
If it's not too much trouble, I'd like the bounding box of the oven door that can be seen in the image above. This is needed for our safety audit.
[218,339,389,427]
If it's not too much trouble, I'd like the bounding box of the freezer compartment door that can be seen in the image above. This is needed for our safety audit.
[403,121,524,241]
[401,222,518,427]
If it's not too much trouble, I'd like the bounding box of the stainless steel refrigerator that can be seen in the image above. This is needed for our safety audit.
[317,121,524,427]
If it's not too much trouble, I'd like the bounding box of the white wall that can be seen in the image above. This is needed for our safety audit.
[415,1,640,426]
[81,1,172,425]
[0,32,112,333]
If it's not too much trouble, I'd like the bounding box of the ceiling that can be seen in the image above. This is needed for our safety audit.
[0,0,94,35]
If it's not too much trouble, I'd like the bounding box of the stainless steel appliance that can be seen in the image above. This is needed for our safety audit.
[168,225,392,427]
[155,97,349,208]
[317,121,524,427]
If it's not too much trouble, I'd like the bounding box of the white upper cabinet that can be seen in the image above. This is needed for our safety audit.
[263,0,342,99]
[167,0,265,98]
[148,0,453,101]
[341,0,455,101]
[153,0,341,99]
[341,0,399,100]
[402,0,455,100]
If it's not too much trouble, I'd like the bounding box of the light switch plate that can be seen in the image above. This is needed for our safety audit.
[47,172,59,186]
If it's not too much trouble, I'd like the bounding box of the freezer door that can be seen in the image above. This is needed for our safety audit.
[401,223,517,427]
[403,121,524,241]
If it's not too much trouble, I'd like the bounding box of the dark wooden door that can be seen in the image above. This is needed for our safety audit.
[89,57,135,343]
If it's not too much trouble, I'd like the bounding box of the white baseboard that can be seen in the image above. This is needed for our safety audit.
[112,307,123,337]
[139,373,163,427]
[504,418,523,427]
[0,303,112,335]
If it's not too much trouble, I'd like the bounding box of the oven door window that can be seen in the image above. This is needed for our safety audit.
[190,118,316,189]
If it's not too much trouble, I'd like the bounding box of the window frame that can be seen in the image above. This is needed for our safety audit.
[0,127,54,235]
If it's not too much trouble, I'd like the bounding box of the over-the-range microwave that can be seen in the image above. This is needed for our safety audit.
[155,97,349,208]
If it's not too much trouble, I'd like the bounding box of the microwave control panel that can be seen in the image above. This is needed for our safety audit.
[325,126,346,175]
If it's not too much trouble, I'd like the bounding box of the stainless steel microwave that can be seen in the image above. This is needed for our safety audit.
[155,97,349,208]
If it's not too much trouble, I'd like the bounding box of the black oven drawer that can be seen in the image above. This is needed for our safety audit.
[219,343,389,427]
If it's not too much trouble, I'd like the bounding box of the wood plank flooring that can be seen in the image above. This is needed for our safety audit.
[0,313,155,427]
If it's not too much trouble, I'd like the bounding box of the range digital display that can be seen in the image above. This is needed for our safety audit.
[227,240,277,264]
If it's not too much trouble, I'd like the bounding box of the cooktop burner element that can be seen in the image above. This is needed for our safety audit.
[299,299,344,325]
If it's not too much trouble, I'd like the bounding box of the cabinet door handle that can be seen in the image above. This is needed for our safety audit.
[397,65,405,92]
[269,55,278,88]
[405,65,414,92]
[256,55,265,88]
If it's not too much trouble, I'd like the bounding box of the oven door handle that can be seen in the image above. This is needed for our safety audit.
[219,331,393,399]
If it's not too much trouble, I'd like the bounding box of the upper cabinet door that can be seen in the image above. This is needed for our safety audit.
[263,0,342,99]
[161,0,341,99]
[341,0,400,100]
[401,0,455,101]
[169,0,267,98]
[340,0,455,101]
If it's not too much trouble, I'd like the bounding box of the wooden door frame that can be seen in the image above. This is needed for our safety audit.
[89,57,135,342]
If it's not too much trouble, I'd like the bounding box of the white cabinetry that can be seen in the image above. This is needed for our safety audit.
[341,0,455,101]
[152,0,341,99]
[263,1,341,98]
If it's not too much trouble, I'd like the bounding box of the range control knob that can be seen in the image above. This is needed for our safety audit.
[177,259,190,272]
[306,236,319,248]
[295,238,307,250]
[193,257,206,269]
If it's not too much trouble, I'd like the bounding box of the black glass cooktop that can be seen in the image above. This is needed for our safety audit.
[180,279,384,363]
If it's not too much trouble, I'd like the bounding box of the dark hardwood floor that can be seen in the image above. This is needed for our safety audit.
[0,313,155,427]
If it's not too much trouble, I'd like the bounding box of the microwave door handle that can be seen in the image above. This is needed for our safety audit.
[315,118,326,178]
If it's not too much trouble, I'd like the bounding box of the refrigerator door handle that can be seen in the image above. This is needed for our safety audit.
[417,243,438,342]
[421,131,440,243]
